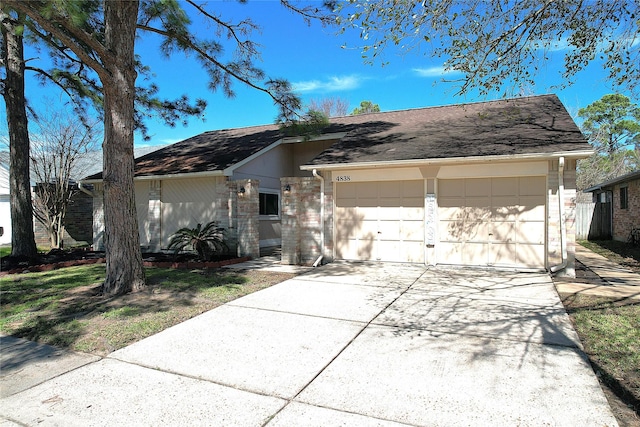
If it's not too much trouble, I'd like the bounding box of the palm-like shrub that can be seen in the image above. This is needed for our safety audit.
[167,221,228,261]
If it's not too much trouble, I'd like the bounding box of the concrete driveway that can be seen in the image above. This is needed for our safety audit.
[1,263,618,426]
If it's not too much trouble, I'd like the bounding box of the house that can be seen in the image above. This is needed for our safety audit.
[82,94,592,277]
[0,156,10,245]
[584,170,640,243]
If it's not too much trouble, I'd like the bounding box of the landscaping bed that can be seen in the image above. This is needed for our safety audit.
[1,249,249,275]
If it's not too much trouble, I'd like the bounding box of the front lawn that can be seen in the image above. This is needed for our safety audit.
[579,240,640,274]
[0,265,295,355]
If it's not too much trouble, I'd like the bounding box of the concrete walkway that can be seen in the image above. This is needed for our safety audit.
[1,262,617,426]
[554,244,640,299]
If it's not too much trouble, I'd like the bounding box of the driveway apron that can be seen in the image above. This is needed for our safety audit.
[1,263,618,426]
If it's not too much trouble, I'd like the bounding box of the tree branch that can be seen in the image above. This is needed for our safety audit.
[4,0,111,80]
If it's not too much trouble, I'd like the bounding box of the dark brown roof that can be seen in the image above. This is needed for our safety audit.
[85,94,589,180]
[308,94,589,166]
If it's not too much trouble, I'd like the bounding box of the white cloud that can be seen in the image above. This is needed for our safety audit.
[293,75,362,93]
[412,66,464,78]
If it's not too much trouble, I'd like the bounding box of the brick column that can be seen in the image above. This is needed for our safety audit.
[234,179,259,258]
[281,177,326,266]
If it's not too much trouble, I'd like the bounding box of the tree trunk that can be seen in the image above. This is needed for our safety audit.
[1,11,37,258]
[101,1,145,294]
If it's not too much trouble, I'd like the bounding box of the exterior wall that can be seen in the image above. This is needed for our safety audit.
[234,144,293,190]
[611,178,640,242]
[285,159,577,276]
[90,177,260,258]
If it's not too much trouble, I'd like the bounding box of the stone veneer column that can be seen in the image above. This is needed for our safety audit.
[234,179,260,258]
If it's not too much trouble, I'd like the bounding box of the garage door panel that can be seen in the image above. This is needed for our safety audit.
[439,179,464,196]
[517,221,545,244]
[400,241,425,263]
[491,221,516,242]
[335,180,424,263]
[402,206,424,220]
[492,177,518,196]
[379,220,400,240]
[463,205,491,221]
[438,176,546,269]
[336,220,360,240]
[402,180,424,197]
[465,178,491,196]
[439,242,463,264]
[465,242,488,265]
[336,182,357,198]
[378,207,401,220]
[520,176,546,195]
[516,244,545,267]
[357,182,378,198]
[489,243,516,266]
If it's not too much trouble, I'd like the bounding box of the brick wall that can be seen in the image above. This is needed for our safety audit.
[611,178,640,242]
[34,190,93,248]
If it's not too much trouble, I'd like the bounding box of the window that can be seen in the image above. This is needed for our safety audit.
[259,192,279,216]
[620,186,628,210]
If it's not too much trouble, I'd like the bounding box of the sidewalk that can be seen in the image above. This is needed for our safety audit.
[554,244,640,299]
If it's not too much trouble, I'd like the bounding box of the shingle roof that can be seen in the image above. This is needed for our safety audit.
[584,170,640,192]
[85,94,590,180]
[308,94,590,166]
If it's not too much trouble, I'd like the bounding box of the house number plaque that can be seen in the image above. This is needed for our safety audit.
[425,193,436,245]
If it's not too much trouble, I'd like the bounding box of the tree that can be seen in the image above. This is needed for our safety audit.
[30,107,100,248]
[576,94,640,196]
[1,9,37,258]
[351,100,380,115]
[8,0,333,295]
[578,94,640,155]
[308,96,349,117]
[338,1,639,96]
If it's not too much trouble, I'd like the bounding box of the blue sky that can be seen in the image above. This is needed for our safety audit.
[1,2,635,147]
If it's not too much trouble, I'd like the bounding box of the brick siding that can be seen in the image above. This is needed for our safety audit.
[611,178,640,242]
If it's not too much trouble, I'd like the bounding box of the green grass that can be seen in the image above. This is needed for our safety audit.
[0,246,11,258]
[562,294,640,413]
[0,264,291,355]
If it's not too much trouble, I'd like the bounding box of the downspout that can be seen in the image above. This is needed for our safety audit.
[312,169,324,267]
[550,157,567,273]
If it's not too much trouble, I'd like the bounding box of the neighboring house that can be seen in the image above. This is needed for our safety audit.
[0,157,10,245]
[83,94,592,277]
[584,170,640,243]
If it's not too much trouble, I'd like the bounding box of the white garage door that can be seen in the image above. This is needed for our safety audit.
[335,180,424,262]
[438,177,546,269]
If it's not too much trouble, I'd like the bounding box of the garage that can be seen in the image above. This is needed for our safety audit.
[335,180,424,263]
[437,176,547,269]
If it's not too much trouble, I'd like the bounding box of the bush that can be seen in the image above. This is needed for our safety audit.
[167,221,228,261]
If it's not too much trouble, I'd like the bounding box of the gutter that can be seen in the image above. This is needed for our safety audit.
[78,181,95,197]
[312,169,324,267]
[300,150,594,171]
[550,157,567,273]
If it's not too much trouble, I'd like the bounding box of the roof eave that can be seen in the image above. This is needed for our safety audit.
[80,169,227,184]
[301,149,595,171]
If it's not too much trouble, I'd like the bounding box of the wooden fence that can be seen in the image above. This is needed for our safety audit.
[575,202,611,240]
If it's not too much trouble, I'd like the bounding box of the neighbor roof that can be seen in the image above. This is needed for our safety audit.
[84,94,590,181]
[584,170,640,193]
